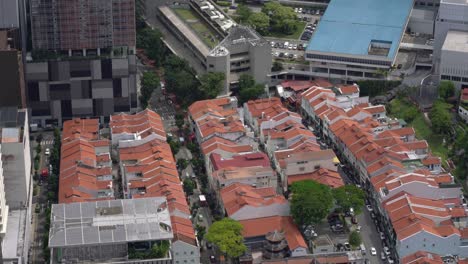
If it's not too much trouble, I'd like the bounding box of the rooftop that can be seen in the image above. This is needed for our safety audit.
[442,30,468,53]
[210,152,270,171]
[49,198,173,248]
[306,0,413,59]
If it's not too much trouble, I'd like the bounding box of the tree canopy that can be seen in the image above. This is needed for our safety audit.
[137,27,166,66]
[272,61,284,72]
[348,231,362,248]
[290,180,334,227]
[139,71,160,108]
[205,218,247,258]
[247,12,270,35]
[429,100,452,134]
[235,4,253,24]
[199,72,225,98]
[438,80,456,100]
[164,55,200,105]
[261,2,297,34]
[238,74,265,104]
[332,185,365,215]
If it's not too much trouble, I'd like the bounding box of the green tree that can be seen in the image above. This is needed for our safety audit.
[183,178,196,195]
[164,55,200,105]
[151,241,170,258]
[261,2,297,34]
[272,61,283,72]
[429,100,452,134]
[438,80,456,100]
[348,231,362,248]
[139,71,160,108]
[177,158,189,170]
[199,72,225,98]
[235,4,252,24]
[247,12,270,35]
[137,28,166,66]
[290,180,333,227]
[238,74,265,104]
[332,185,365,215]
[205,218,247,259]
[239,84,264,104]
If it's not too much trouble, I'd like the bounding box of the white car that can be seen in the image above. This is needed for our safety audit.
[388,258,395,264]
[366,204,373,211]
[45,148,50,156]
[384,247,390,256]
[380,232,385,240]
[381,252,386,260]
[370,247,377,256]
[274,52,279,57]
[288,44,293,50]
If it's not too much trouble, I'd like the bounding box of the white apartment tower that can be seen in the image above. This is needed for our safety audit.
[0,146,9,239]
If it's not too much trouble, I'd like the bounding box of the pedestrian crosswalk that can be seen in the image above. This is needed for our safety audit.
[40,140,54,146]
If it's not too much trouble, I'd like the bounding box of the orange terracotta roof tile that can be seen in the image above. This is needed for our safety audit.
[288,168,344,188]
[337,84,359,95]
[239,216,307,251]
[401,251,444,264]
[220,183,285,216]
[110,109,166,139]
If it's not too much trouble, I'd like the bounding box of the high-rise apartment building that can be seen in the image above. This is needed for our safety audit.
[0,107,32,264]
[30,0,136,52]
[27,0,138,126]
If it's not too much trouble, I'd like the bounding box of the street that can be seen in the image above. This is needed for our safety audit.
[29,132,54,264]
[357,206,385,264]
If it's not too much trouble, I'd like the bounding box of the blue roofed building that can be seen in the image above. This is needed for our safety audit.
[305,0,414,81]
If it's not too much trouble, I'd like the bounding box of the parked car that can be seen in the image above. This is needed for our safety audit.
[344,242,351,251]
[370,247,377,256]
[381,252,386,260]
[41,168,49,178]
[351,216,358,224]
[366,204,373,211]
[384,247,390,255]
[45,148,50,156]
[380,232,385,240]
[388,258,395,264]
[210,256,216,263]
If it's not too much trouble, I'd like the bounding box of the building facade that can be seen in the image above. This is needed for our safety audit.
[158,2,271,94]
[440,31,468,89]
[433,0,468,71]
[27,0,137,126]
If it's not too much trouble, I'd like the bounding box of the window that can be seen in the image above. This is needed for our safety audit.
[299,167,305,172]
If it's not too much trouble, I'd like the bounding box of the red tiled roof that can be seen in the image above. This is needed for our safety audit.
[422,156,441,165]
[288,168,344,188]
[210,152,270,171]
[337,84,359,95]
[461,88,468,102]
[119,136,196,245]
[201,136,253,156]
[281,80,316,92]
[240,216,307,251]
[110,109,166,139]
[245,97,282,118]
[59,119,112,204]
[220,183,285,216]
[401,251,444,264]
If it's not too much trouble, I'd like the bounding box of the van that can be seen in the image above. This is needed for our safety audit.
[360,244,366,254]
[284,41,289,48]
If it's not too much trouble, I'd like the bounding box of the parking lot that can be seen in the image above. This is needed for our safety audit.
[269,17,319,65]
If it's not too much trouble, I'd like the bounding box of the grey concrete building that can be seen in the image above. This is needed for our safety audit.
[27,0,138,126]
[48,198,174,264]
[0,107,32,264]
[440,30,468,89]
[0,0,19,29]
[158,2,271,94]
[433,0,468,72]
